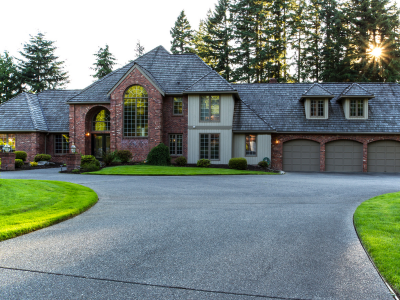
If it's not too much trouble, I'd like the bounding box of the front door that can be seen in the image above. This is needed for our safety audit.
[92,134,110,159]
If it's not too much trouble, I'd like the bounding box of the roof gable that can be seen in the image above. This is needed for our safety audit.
[184,70,236,93]
[25,93,48,131]
[301,83,334,99]
[233,99,275,131]
[339,83,374,99]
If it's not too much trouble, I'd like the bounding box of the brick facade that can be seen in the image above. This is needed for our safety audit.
[162,96,188,160]
[271,133,400,172]
[15,133,46,162]
[0,152,16,171]
[66,154,81,171]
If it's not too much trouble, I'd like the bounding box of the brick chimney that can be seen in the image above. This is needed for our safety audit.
[269,78,278,84]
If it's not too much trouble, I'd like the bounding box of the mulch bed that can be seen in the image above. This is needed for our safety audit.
[0,164,62,172]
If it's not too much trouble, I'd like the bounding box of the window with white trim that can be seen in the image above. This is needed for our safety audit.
[200,134,219,160]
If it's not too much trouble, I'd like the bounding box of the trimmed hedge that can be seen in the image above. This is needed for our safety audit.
[34,154,51,162]
[175,156,187,166]
[229,157,248,170]
[15,159,24,168]
[15,151,27,161]
[197,159,211,168]
[115,150,132,163]
[146,143,171,166]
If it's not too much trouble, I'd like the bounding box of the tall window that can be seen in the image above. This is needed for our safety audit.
[124,85,148,137]
[200,134,219,160]
[0,134,16,151]
[200,95,220,121]
[350,99,364,117]
[169,134,183,155]
[92,109,110,131]
[311,100,324,117]
[173,97,183,115]
[55,134,69,154]
[245,134,257,156]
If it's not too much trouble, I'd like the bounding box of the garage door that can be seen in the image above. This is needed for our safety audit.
[368,140,400,172]
[283,140,320,171]
[326,140,363,172]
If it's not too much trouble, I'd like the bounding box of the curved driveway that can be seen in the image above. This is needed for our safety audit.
[0,169,398,300]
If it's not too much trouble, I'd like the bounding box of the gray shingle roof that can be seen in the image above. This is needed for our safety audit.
[184,70,236,93]
[68,46,215,103]
[233,99,275,131]
[301,83,334,98]
[339,82,374,99]
[0,90,80,132]
[234,83,400,133]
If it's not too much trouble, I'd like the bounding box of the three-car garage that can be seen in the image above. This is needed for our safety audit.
[282,139,400,172]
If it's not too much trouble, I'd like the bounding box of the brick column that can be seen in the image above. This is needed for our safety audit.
[320,143,326,172]
[362,143,368,172]
[0,152,16,171]
[67,154,81,171]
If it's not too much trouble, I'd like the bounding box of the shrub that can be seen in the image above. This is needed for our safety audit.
[81,160,100,172]
[34,154,52,162]
[229,157,248,170]
[197,159,211,168]
[72,169,80,174]
[115,150,133,163]
[146,143,171,166]
[30,161,38,167]
[175,156,187,166]
[15,151,27,161]
[15,159,24,168]
[80,155,96,165]
[102,151,116,166]
[258,160,270,169]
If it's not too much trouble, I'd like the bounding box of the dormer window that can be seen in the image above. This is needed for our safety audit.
[343,98,368,120]
[350,99,363,117]
[304,98,329,119]
[311,99,324,117]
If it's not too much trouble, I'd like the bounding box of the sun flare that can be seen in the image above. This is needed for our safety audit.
[369,47,383,59]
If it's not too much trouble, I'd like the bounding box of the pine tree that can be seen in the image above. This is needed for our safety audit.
[92,45,116,80]
[134,40,145,58]
[193,12,217,68]
[170,10,194,54]
[0,52,23,103]
[18,32,69,93]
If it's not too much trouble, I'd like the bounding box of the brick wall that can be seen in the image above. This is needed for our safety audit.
[16,132,46,162]
[271,133,400,172]
[162,96,188,160]
[0,152,15,171]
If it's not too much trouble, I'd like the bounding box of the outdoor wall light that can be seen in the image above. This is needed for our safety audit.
[3,144,11,152]
[71,144,76,154]
[86,132,90,137]
[275,140,279,144]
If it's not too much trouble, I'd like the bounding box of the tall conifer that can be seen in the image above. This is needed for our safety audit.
[92,45,116,80]
[170,11,194,54]
[0,52,22,103]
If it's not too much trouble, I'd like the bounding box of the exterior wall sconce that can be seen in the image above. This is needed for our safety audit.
[86,132,90,137]
[275,140,279,144]
[71,144,76,154]
[3,144,11,152]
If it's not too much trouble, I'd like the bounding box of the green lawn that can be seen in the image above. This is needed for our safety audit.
[0,179,98,241]
[86,165,277,175]
[354,192,400,296]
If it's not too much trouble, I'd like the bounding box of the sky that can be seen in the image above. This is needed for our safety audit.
[1,0,219,90]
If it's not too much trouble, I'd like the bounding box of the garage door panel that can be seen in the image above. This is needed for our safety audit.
[326,140,363,172]
[283,140,320,172]
[368,141,400,172]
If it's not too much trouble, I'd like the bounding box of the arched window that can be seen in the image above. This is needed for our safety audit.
[92,109,110,131]
[124,85,148,137]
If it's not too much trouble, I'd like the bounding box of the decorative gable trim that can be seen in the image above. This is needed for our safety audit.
[107,64,165,97]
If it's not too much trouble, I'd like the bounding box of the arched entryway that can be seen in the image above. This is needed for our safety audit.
[86,107,111,159]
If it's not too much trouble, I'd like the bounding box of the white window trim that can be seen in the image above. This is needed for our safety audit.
[305,98,329,119]
[344,98,369,120]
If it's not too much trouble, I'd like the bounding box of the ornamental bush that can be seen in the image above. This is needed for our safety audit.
[102,151,117,166]
[80,155,96,165]
[229,157,248,170]
[30,161,38,167]
[15,159,24,168]
[258,160,270,169]
[197,159,211,168]
[115,150,133,163]
[80,155,100,172]
[34,154,51,162]
[15,151,27,161]
[146,143,171,166]
[175,156,187,166]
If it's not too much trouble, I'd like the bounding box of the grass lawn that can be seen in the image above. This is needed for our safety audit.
[85,165,277,175]
[0,179,98,242]
[354,192,400,296]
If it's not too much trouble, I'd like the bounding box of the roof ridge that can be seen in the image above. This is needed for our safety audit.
[184,70,214,91]
[240,99,275,130]
[35,93,50,131]
[212,70,235,90]
[24,93,48,131]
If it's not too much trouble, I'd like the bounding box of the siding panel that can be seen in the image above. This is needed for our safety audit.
[233,134,271,165]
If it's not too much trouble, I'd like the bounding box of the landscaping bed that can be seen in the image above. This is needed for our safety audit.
[354,192,400,297]
[0,179,98,241]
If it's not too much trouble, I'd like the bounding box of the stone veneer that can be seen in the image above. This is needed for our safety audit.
[271,133,400,172]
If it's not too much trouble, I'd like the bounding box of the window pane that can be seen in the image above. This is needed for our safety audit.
[177,134,183,155]
[311,100,316,116]
[358,100,363,116]
[93,109,110,131]
[350,100,356,116]
[174,97,183,115]
[246,134,257,156]
[169,134,183,155]
[210,134,219,160]
[169,134,176,155]
[211,96,220,121]
[55,134,69,154]
[200,96,210,121]
[124,86,148,137]
[200,134,209,159]
[318,100,324,117]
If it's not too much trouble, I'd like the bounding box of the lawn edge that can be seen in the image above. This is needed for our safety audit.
[352,214,400,299]
[82,173,278,176]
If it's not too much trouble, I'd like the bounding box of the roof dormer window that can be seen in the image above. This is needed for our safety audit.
[350,99,364,117]
[311,99,324,117]
[304,98,329,119]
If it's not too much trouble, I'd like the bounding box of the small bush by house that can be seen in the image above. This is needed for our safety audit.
[102,151,116,166]
[175,156,187,166]
[80,155,100,172]
[34,154,51,162]
[30,162,38,167]
[15,151,27,161]
[146,143,171,166]
[81,155,96,165]
[258,160,270,169]
[115,150,133,163]
[15,159,24,168]
[197,159,211,168]
[229,158,248,170]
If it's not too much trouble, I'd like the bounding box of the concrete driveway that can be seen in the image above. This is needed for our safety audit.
[0,169,398,300]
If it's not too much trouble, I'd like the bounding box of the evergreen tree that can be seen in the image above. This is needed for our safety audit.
[134,40,145,58]
[18,32,69,93]
[92,44,116,80]
[170,10,194,54]
[0,51,23,103]
[193,12,218,68]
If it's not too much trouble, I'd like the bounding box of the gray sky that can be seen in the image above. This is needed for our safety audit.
[1,0,218,89]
